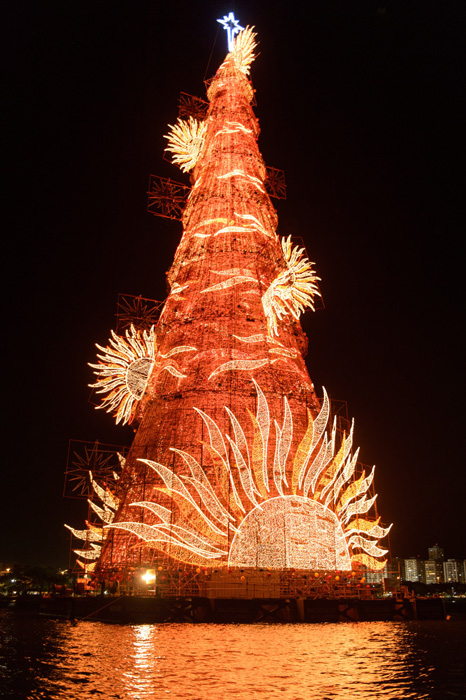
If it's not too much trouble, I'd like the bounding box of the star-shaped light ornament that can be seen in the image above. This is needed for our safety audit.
[217,12,244,51]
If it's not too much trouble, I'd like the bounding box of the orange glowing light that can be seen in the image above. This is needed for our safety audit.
[69,26,391,578]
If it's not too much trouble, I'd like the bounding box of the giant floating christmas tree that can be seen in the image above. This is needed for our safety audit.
[67,21,390,582]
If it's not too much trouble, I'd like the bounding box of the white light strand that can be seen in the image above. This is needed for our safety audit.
[200,275,257,294]
[296,390,330,490]
[160,346,197,359]
[230,26,257,75]
[208,358,277,380]
[262,236,321,336]
[163,117,207,172]
[103,381,389,570]
[73,544,102,561]
[90,473,119,511]
[65,525,102,543]
[347,535,388,558]
[89,325,156,425]
[139,459,227,536]
[343,494,378,525]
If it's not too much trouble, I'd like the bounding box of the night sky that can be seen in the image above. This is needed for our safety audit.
[4,1,465,568]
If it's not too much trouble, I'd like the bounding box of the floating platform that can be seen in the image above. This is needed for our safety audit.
[34,594,446,624]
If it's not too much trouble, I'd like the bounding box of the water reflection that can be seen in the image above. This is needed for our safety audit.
[1,611,465,699]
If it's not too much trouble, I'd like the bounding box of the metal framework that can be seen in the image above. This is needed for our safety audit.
[64,440,128,499]
[147,175,190,220]
[147,166,287,223]
[178,92,209,120]
[264,166,287,200]
[98,564,384,600]
[116,293,164,332]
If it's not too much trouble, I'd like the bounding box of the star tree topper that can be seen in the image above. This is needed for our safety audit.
[217,12,244,51]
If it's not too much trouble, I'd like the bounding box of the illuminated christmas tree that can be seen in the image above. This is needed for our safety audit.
[67,23,390,580]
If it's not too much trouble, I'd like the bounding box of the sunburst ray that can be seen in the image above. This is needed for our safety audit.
[164,116,207,172]
[89,325,156,425]
[65,471,119,571]
[105,381,390,571]
[230,26,257,75]
[262,236,321,336]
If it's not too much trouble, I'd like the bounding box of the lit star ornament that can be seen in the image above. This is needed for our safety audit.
[217,12,244,51]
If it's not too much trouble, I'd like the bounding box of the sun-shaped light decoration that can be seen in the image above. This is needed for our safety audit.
[230,26,257,76]
[65,460,122,572]
[89,325,156,425]
[107,382,391,571]
[262,236,321,336]
[164,116,207,172]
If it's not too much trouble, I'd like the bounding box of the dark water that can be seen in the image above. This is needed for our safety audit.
[1,610,465,699]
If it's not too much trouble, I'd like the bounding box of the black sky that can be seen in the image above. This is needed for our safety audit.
[3,1,465,567]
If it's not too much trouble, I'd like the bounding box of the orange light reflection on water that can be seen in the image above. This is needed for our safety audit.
[4,614,464,700]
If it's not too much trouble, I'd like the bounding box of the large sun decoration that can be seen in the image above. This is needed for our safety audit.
[106,382,391,571]
[89,325,156,425]
[164,116,207,172]
[262,236,321,336]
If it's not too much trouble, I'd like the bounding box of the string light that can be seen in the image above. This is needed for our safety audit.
[200,274,257,294]
[77,26,390,576]
[89,325,156,425]
[161,345,197,359]
[169,283,189,295]
[65,470,118,570]
[163,117,207,172]
[215,121,253,137]
[228,497,352,570]
[73,544,102,561]
[347,535,388,559]
[188,212,273,240]
[233,334,283,345]
[262,237,321,336]
[269,347,298,358]
[351,553,388,571]
[90,328,197,424]
[64,525,102,542]
[105,381,389,570]
[236,212,273,238]
[231,26,257,74]
[217,169,266,193]
[208,358,277,380]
